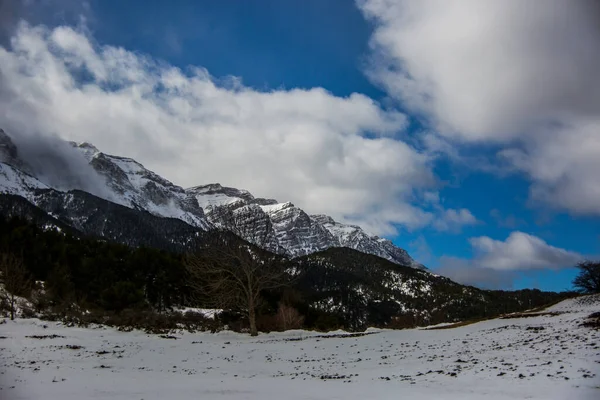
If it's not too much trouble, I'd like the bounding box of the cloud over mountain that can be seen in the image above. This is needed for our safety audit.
[0,22,430,235]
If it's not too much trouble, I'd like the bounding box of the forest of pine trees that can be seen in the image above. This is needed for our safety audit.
[0,215,574,333]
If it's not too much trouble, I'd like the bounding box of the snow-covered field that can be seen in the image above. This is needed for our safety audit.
[2,296,599,400]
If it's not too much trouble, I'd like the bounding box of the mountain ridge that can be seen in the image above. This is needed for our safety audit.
[0,128,424,268]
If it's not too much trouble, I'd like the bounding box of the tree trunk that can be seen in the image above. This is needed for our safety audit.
[10,294,15,320]
[248,296,258,336]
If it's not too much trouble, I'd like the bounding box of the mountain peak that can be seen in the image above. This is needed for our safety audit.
[260,201,295,213]
[78,142,100,153]
[0,129,19,161]
[0,133,423,269]
[69,141,100,161]
[187,183,259,205]
[187,183,225,193]
[0,129,30,172]
[311,214,336,225]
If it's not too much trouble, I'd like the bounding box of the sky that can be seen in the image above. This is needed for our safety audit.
[0,0,598,292]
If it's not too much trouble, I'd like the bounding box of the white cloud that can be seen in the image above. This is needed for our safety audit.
[436,256,517,290]
[500,120,600,215]
[436,231,583,288]
[10,131,116,201]
[432,208,478,233]
[420,190,479,233]
[0,22,458,236]
[358,0,600,216]
[469,231,582,271]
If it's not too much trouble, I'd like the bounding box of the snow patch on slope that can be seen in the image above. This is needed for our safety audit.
[0,163,49,200]
[260,202,294,214]
[70,145,212,230]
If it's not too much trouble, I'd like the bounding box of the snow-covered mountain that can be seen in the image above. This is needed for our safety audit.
[0,162,48,199]
[189,184,423,268]
[74,142,212,230]
[0,128,423,268]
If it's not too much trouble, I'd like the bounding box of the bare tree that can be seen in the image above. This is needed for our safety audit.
[573,261,600,294]
[275,302,304,331]
[185,230,292,336]
[0,253,32,320]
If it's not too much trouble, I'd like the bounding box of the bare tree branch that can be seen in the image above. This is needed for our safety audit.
[185,228,292,336]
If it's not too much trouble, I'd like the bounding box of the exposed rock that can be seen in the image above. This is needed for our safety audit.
[0,128,423,268]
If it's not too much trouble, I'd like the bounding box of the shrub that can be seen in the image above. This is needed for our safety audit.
[256,314,279,333]
[30,289,51,314]
[275,303,304,331]
[21,305,37,319]
[179,311,221,333]
[37,307,225,334]
[311,313,342,332]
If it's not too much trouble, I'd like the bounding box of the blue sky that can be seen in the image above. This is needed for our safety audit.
[1,0,599,292]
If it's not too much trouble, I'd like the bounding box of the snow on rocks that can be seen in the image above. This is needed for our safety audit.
[173,308,223,319]
[0,163,48,200]
[1,130,423,268]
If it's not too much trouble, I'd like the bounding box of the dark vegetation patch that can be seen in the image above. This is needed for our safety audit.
[424,318,488,330]
[25,334,65,339]
[159,334,178,340]
[500,312,563,319]
[581,312,600,329]
[62,344,84,350]
[313,332,377,339]
[0,214,575,334]
[318,373,354,380]
[293,248,573,331]
[574,294,600,306]
[39,309,220,335]
[260,331,379,343]
[526,326,546,332]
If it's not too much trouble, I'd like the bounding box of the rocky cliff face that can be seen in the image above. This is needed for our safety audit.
[310,214,419,268]
[186,184,423,268]
[0,128,424,268]
[73,143,212,230]
[0,129,28,171]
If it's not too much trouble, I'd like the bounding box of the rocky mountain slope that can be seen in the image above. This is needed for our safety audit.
[0,191,204,252]
[0,128,422,268]
[188,183,421,267]
[292,247,569,330]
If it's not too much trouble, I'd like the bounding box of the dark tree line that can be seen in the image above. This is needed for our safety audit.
[0,215,577,333]
[0,216,190,314]
[292,248,573,330]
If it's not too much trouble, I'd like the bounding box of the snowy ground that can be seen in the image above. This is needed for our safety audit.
[1,296,599,400]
